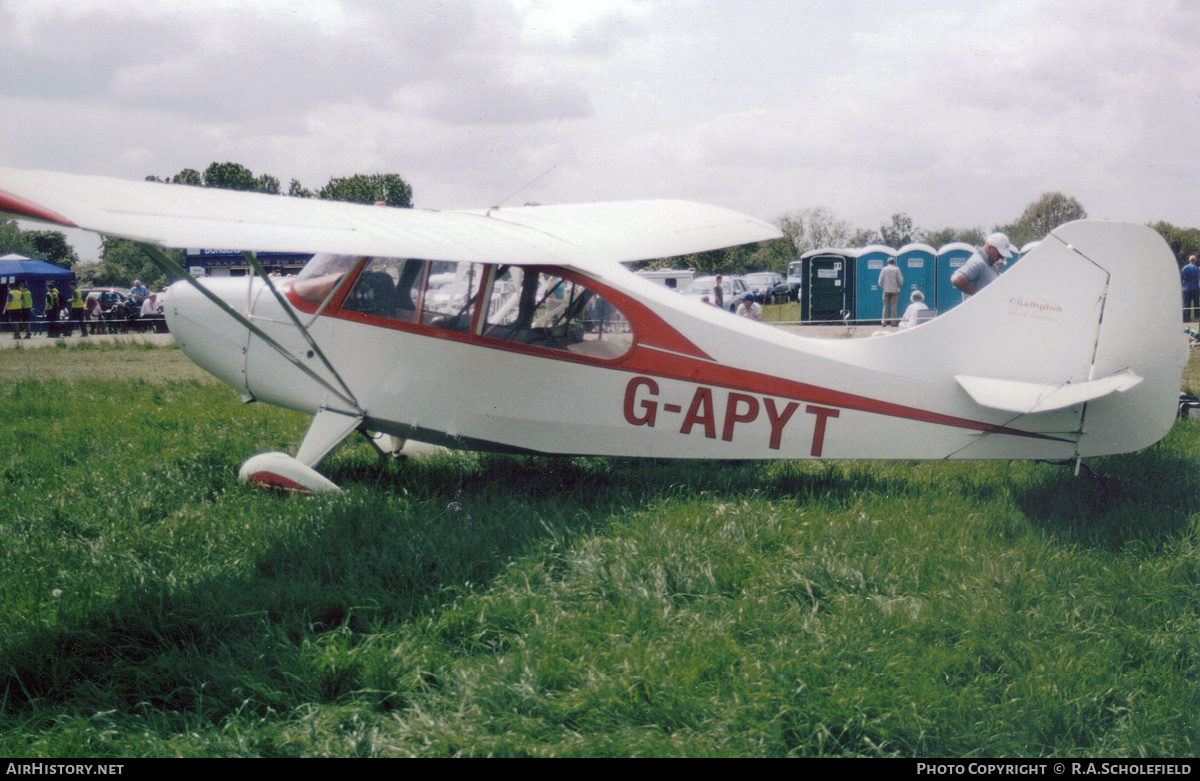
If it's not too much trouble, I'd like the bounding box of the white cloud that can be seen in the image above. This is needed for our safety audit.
[2,0,1198,247]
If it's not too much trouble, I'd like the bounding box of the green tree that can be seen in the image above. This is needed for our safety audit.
[1149,221,1200,268]
[150,163,412,205]
[202,162,257,191]
[173,168,203,186]
[318,173,413,208]
[1001,192,1087,247]
[145,168,202,187]
[925,227,986,248]
[778,207,856,256]
[848,228,879,247]
[92,236,175,289]
[741,236,798,274]
[255,174,281,195]
[146,168,203,186]
[24,230,79,269]
[288,179,313,198]
[200,162,280,193]
[0,217,32,256]
[878,213,925,249]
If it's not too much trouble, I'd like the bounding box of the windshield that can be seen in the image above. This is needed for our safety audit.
[333,259,634,359]
[482,266,633,359]
[292,254,363,305]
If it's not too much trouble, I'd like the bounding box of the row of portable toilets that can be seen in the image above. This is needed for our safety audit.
[789,240,1041,324]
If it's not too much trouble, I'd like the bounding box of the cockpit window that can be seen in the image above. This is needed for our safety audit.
[292,254,362,305]
[483,266,632,359]
[341,257,423,323]
[337,258,485,332]
[332,259,633,360]
[421,261,486,333]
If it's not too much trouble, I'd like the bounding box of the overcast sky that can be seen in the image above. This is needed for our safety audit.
[2,0,1197,260]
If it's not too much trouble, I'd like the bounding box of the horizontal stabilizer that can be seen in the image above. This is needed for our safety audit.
[955,370,1143,414]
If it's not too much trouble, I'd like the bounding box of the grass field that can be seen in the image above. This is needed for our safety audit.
[0,340,1197,757]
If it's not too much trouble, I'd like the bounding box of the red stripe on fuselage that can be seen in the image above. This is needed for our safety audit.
[620,345,1070,443]
[283,266,1066,444]
[0,189,78,227]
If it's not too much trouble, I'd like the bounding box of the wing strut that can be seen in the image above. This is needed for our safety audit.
[241,251,361,410]
[138,243,363,414]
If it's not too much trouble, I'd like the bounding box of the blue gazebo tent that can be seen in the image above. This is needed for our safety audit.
[0,253,76,317]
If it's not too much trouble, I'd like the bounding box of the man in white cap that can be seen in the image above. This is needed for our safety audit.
[951,232,1013,298]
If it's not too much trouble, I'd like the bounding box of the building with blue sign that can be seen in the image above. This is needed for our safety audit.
[184,249,312,278]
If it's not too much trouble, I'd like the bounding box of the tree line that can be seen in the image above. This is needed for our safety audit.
[643,191,1100,277]
[5,171,1200,287]
[144,161,413,209]
[101,162,415,289]
[0,220,80,269]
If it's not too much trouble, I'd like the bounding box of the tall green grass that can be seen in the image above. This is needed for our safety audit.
[0,343,1196,756]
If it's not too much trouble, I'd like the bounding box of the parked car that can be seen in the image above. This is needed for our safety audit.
[740,271,790,304]
[681,275,752,312]
[78,287,130,313]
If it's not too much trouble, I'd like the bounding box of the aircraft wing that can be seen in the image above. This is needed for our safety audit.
[0,167,781,268]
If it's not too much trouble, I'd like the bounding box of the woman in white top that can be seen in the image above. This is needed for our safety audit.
[898,290,933,329]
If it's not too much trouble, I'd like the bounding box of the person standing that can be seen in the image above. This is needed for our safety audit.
[129,279,149,303]
[1181,255,1200,322]
[44,284,60,336]
[878,257,904,326]
[69,281,87,337]
[18,281,32,338]
[713,274,725,309]
[951,232,1013,298]
[4,284,20,339]
[45,284,60,317]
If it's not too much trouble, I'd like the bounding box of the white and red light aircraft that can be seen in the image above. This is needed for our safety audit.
[0,166,1188,492]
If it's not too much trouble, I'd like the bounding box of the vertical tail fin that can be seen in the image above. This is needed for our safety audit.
[858,221,1186,457]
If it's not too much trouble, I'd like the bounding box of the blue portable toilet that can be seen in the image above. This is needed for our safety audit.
[895,242,938,316]
[936,242,977,314]
[855,244,897,324]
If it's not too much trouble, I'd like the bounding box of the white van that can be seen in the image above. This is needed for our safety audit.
[786,259,803,301]
[634,268,695,291]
